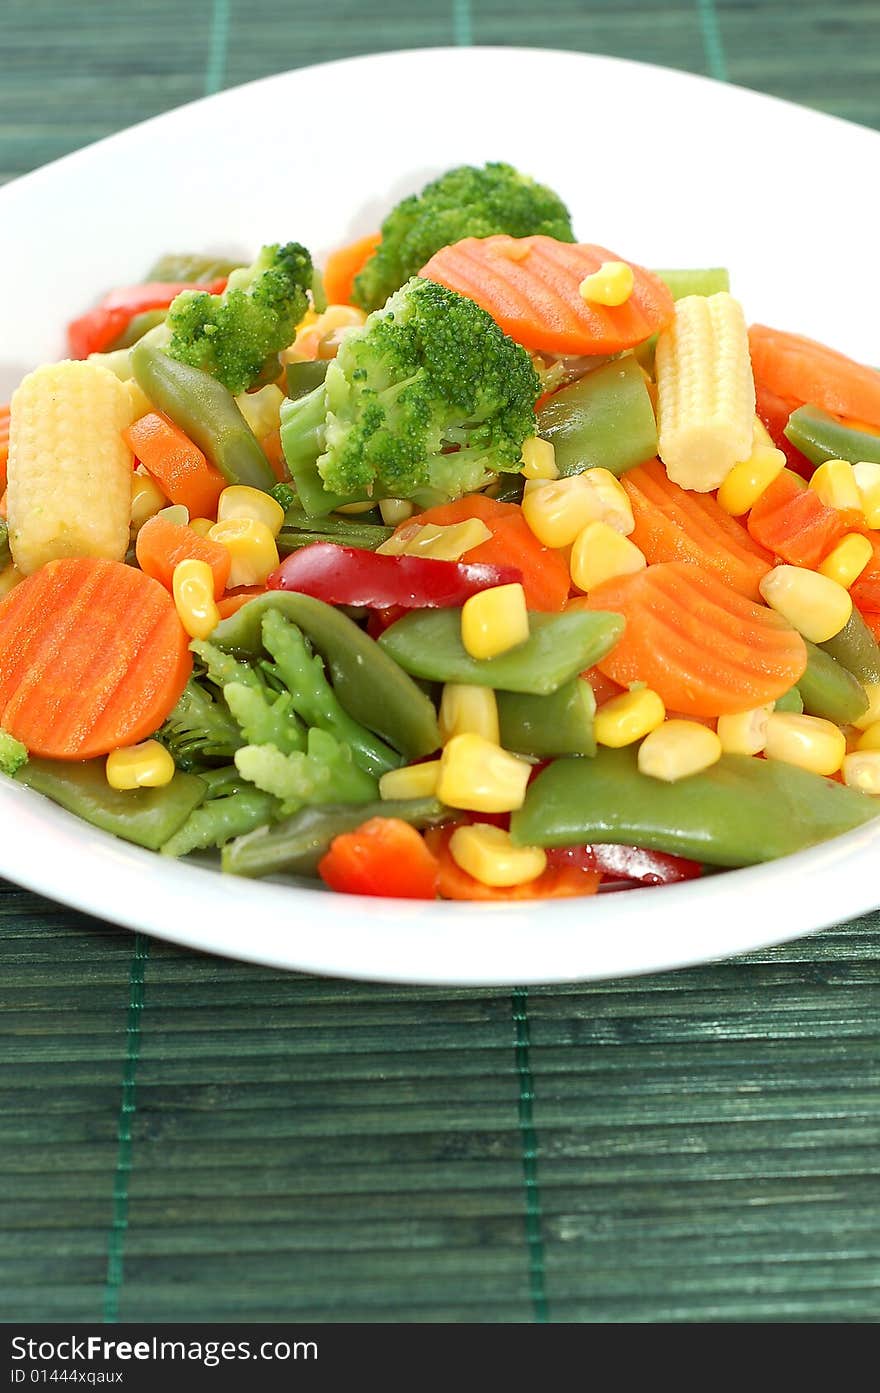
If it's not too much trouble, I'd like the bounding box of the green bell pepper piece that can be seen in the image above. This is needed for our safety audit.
[378,608,625,695]
[131,340,276,491]
[537,357,657,478]
[510,746,878,867]
[211,592,440,759]
[799,642,868,725]
[497,678,596,757]
[222,796,449,879]
[653,268,730,300]
[15,759,206,852]
[785,406,880,468]
[820,609,880,686]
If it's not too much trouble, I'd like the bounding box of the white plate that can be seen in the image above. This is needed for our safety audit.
[2,47,880,984]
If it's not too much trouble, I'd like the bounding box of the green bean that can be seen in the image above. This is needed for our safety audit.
[799,642,868,725]
[537,357,657,478]
[497,679,596,756]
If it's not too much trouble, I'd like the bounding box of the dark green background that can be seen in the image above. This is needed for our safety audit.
[2,0,880,1324]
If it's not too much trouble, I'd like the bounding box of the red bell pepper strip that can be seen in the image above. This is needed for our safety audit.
[318,817,440,898]
[754,383,814,479]
[268,542,523,610]
[424,825,601,901]
[747,469,857,569]
[67,278,228,358]
[545,843,702,886]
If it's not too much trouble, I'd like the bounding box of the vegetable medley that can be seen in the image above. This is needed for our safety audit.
[3,160,880,901]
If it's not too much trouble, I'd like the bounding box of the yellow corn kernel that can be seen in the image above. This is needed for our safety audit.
[234,383,284,441]
[853,682,880,731]
[0,564,22,599]
[716,704,773,756]
[461,583,529,660]
[841,751,880,795]
[579,260,634,307]
[377,519,492,560]
[208,517,279,587]
[521,475,603,548]
[106,739,176,791]
[172,558,220,640]
[752,416,775,450]
[157,504,189,527]
[594,688,665,747]
[856,719,880,751]
[716,441,785,515]
[130,471,167,531]
[438,684,500,744]
[334,500,377,515]
[758,564,852,643]
[188,517,216,538]
[437,734,531,813]
[378,759,442,801]
[638,720,722,782]
[818,532,873,588]
[217,484,285,537]
[379,498,415,526]
[808,458,862,513]
[449,823,547,888]
[570,521,646,592]
[655,292,755,492]
[522,477,554,496]
[764,712,846,776]
[521,436,559,480]
[853,461,880,528]
[127,380,154,421]
[7,360,138,575]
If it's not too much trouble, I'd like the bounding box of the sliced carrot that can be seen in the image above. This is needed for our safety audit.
[216,585,268,619]
[749,325,880,430]
[0,557,191,759]
[399,495,571,611]
[622,457,773,601]
[580,561,807,717]
[322,232,382,307]
[746,468,855,569]
[421,236,675,355]
[0,404,10,495]
[123,412,227,518]
[136,514,231,599]
[424,826,602,901]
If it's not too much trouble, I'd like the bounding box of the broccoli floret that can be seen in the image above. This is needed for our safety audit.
[165,242,313,395]
[157,678,243,771]
[0,729,27,777]
[223,680,305,755]
[234,729,378,817]
[161,786,280,858]
[280,277,540,508]
[353,162,575,312]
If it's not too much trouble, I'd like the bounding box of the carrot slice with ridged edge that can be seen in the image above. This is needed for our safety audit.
[579,561,807,717]
[749,325,880,429]
[420,236,675,355]
[622,458,773,600]
[0,557,191,758]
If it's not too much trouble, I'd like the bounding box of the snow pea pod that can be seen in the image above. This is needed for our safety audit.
[510,746,878,866]
[799,642,868,725]
[131,340,276,491]
[211,592,440,759]
[537,357,657,478]
[497,678,596,756]
[15,759,205,852]
[784,406,880,468]
[378,607,624,695]
[222,796,448,878]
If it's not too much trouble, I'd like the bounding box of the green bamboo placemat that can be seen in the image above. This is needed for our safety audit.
[2,0,880,1324]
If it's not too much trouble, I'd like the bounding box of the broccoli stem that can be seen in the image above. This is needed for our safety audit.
[223,680,306,754]
[161,787,279,858]
[259,610,402,777]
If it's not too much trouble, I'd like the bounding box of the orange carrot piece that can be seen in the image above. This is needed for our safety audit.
[216,585,267,619]
[124,412,227,518]
[421,236,675,355]
[135,514,231,599]
[581,561,807,717]
[322,232,382,307]
[399,494,571,611]
[849,535,880,613]
[0,404,9,495]
[622,457,773,601]
[0,557,191,759]
[747,469,854,568]
[424,826,602,901]
[260,429,290,483]
[749,325,880,430]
